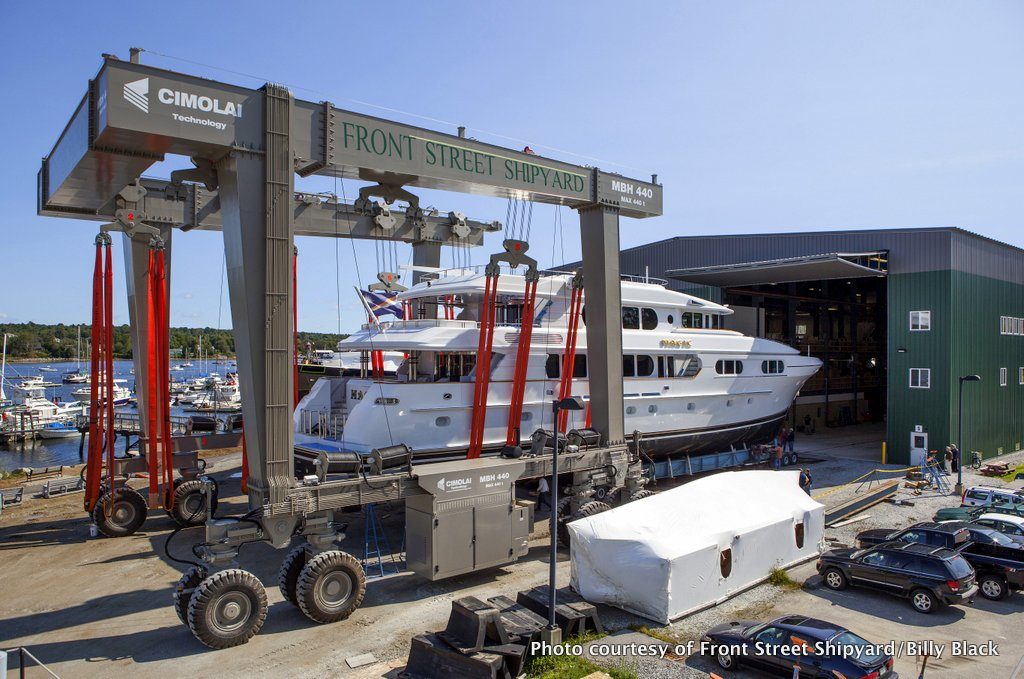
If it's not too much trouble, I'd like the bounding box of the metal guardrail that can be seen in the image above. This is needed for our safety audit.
[73,412,191,435]
[2,646,61,678]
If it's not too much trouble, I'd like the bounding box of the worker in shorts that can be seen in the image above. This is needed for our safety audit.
[774,443,784,470]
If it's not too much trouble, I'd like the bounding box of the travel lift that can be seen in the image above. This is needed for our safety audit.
[36,51,663,649]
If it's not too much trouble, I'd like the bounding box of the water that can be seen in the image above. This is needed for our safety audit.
[1,358,236,470]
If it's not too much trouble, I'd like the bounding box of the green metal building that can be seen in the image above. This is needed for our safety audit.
[611,227,1024,464]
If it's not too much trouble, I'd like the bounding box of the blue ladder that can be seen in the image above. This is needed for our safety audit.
[362,503,399,579]
[922,462,950,494]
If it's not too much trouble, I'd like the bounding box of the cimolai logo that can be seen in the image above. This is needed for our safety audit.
[122,77,243,130]
[123,78,149,113]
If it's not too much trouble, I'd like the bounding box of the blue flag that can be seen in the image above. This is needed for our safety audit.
[360,289,405,320]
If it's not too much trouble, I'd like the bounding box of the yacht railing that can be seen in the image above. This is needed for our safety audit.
[298,408,346,439]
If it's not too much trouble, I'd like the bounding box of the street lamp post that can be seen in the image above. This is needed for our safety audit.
[541,396,585,647]
[955,374,981,495]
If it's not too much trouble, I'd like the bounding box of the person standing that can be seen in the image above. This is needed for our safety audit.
[786,426,796,453]
[799,468,813,495]
[535,477,552,512]
[949,444,961,474]
[774,444,784,471]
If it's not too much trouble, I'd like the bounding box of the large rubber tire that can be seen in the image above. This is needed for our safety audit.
[278,544,308,607]
[173,565,208,625]
[572,500,612,521]
[93,487,148,538]
[822,567,848,591]
[629,489,656,502]
[187,569,268,649]
[979,574,1008,601]
[910,588,938,614]
[295,550,366,624]
[167,479,215,527]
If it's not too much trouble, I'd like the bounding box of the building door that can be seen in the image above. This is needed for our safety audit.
[910,431,928,465]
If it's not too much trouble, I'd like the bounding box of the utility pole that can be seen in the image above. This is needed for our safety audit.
[956,374,981,495]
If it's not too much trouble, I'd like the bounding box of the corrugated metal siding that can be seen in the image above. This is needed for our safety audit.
[949,271,1024,459]
[886,271,952,464]
[951,230,1024,285]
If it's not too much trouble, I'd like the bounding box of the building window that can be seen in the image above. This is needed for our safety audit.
[909,368,931,389]
[1000,315,1024,336]
[1000,367,1007,387]
[1019,367,1024,385]
[761,360,785,374]
[909,311,931,332]
[715,359,744,375]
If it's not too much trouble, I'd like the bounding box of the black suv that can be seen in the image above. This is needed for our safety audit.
[817,541,977,613]
[856,521,1024,600]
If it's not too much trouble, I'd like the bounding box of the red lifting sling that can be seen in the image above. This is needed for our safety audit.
[504,271,539,448]
[467,240,537,458]
[293,246,299,408]
[557,273,584,433]
[84,234,114,512]
[145,238,174,509]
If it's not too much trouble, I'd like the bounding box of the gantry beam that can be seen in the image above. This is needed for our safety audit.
[44,177,501,246]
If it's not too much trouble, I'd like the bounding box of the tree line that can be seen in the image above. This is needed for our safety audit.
[0,323,347,360]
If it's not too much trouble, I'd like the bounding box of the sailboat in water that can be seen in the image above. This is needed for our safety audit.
[63,326,89,384]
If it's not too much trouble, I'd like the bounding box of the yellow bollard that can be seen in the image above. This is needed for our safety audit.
[881,441,887,465]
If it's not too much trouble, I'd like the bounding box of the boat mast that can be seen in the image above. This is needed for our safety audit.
[0,333,9,401]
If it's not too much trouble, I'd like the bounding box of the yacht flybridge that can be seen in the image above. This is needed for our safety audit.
[295,267,822,460]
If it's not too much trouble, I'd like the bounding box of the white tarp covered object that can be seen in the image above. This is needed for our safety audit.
[568,470,825,623]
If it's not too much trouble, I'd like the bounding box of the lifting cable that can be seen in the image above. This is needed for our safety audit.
[84,234,113,513]
[467,239,538,458]
[556,272,585,433]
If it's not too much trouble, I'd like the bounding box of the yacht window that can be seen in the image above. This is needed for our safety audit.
[636,355,654,377]
[658,356,670,378]
[622,307,640,329]
[546,354,560,379]
[568,354,587,378]
[715,359,743,375]
[711,315,723,329]
[623,355,636,377]
[761,360,785,374]
[675,354,701,378]
[667,314,674,324]
[641,308,658,330]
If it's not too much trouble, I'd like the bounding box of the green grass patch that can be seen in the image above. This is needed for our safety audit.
[767,566,802,590]
[627,623,676,644]
[998,463,1024,482]
[524,632,638,679]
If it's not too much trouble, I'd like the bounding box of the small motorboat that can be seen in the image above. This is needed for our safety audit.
[38,421,81,439]
[39,366,58,373]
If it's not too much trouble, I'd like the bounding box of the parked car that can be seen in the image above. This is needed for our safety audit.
[855,521,1024,600]
[934,503,1024,522]
[817,541,977,613]
[961,485,1024,509]
[702,614,897,678]
[972,513,1024,538]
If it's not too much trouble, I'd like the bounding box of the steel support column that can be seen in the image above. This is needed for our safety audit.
[217,84,296,508]
[412,241,442,317]
[578,205,624,445]
[122,227,172,467]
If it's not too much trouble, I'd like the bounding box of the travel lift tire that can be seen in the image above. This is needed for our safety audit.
[167,478,218,527]
[278,543,309,607]
[173,565,208,624]
[187,569,268,649]
[555,497,573,547]
[92,486,148,537]
[629,489,656,502]
[295,550,367,624]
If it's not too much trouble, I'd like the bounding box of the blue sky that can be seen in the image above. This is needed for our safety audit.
[1,1,1022,334]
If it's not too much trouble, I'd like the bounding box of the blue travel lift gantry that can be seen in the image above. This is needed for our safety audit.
[36,48,663,649]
